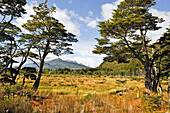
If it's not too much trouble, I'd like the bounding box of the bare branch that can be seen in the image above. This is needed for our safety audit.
[28,58,40,68]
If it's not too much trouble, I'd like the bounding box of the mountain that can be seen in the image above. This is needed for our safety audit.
[23,58,88,69]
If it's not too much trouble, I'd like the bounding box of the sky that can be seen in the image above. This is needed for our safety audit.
[13,0,170,68]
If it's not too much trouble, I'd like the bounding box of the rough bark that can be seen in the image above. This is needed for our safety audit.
[32,39,50,90]
[32,59,45,90]
[152,68,157,93]
[168,77,170,93]
[144,67,152,90]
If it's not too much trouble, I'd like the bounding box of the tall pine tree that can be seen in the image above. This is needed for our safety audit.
[94,0,165,92]
[22,0,78,90]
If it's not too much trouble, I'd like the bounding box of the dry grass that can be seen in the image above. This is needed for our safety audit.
[0,75,170,113]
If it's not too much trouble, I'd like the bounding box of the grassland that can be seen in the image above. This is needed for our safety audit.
[0,75,170,113]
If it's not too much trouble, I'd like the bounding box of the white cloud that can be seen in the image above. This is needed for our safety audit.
[68,0,73,4]
[69,10,78,18]
[100,1,170,42]
[52,4,80,36]
[88,11,93,16]
[78,11,98,28]
[87,20,97,28]
[101,0,123,20]
[148,8,170,42]
[13,2,37,33]
[61,56,103,68]
[68,0,72,4]
[45,40,105,67]
[13,2,80,36]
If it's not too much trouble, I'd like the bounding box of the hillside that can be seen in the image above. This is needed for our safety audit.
[98,59,144,76]
[23,58,88,69]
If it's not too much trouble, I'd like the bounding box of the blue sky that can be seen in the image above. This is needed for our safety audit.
[14,0,170,67]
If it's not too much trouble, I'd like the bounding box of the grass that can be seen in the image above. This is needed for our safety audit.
[0,75,170,113]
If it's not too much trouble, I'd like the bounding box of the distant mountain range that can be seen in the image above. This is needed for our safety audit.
[23,58,88,69]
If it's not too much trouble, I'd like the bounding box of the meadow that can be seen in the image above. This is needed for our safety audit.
[0,74,169,113]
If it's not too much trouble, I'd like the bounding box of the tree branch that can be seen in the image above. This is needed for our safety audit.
[0,15,14,33]
[28,58,40,68]
[123,32,144,64]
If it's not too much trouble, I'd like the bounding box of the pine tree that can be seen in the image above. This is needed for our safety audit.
[22,0,78,90]
[94,0,165,92]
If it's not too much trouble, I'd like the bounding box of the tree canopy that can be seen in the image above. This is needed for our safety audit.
[22,0,78,89]
[93,0,167,92]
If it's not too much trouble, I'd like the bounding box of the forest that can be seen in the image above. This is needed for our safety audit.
[0,0,169,112]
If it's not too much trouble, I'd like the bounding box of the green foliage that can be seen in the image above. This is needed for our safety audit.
[22,1,78,89]
[0,0,26,36]
[22,2,78,57]
[93,0,166,91]
[157,27,170,77]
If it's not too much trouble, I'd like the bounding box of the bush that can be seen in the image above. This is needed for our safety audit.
[0,85,33,113]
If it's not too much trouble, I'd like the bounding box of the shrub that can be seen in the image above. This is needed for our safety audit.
[0,85,33,113]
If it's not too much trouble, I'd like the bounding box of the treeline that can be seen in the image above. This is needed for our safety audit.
[41,59,145,77]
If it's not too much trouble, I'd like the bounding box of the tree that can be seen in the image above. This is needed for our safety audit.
[0,23,21,85]
[0,0,26,36]
[0,0,27,74]
[0,24,37,85]
[22,67,37,85]
[154,26,170,92]
[93,39,132,63]
[93,0,165,92]
[22,0,78,90]
[12,33,38,84]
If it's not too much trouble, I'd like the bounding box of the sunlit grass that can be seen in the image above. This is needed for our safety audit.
[0,75,169,112]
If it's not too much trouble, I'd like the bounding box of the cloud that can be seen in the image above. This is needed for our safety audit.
[148,8,170,42]
[100,1,170,42]
[88,11,93,16]
[78,11,98,28]
[45,40,105,67]
[68,0,72,4]
[53,4,80,36]
[61,56,103,68]
[13,1,80,36]
[87,20,97,28]
[13,2,37,33]
[101,0,123,20]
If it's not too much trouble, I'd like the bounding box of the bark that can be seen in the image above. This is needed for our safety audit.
[22,75,26,86]
[152,68,157,93]
[158,80,162,94]
[32,39,50,90]
[168,77,170,93]
[32,59,45,90]
[141,31,152,90]
[144,69,152,90]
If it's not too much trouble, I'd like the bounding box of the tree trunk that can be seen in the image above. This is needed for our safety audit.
[13,46,32,85]
[32,59,45,90]
[152,67,158,93]
[144,66,152,90]
[142,34,152,91]
[168,77,170,93]
[22,75,25,86]
[32,39,50,90]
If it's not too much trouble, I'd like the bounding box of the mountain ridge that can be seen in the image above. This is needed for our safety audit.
[23,58,88,69]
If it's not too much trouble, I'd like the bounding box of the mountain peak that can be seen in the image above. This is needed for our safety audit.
[24,58,88,69]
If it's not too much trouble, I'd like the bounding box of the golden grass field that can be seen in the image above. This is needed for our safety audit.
[0,75,170,113]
